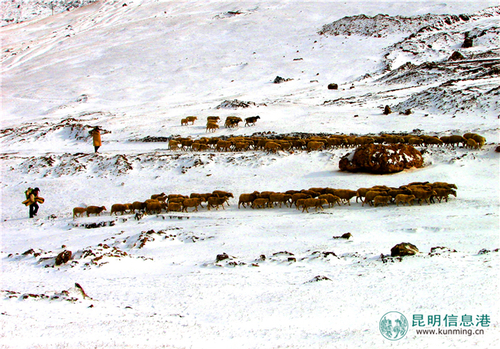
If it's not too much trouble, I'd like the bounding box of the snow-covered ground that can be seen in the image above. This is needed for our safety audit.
[1,1,499,348]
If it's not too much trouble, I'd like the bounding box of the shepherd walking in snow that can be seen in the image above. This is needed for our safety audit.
[89,126,102,153]
[22,187,44,218]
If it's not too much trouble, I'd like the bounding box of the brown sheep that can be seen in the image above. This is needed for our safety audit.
[301,189,320,198]
[430,182,457,190]
[181,118,188,126]
[185,116,197,124]
[412,188,437,205]
[295,198,306,211]
[213,190,234,200]
[146,201,164,214]
[332,189,357,206]
[423,136,444,146]
[308,187,327,195]
[471,134,486,148]
[264,141,280,153]
[433,188,457,203]
[169,139,180,150]
[291,139,306,150]
[151,193,167,201]
[111,204,128,215]
[206,122,219,133]
[407,137,423,146]
[182,198,202,212]
[318,194,341,207]
[301,198,328,213]
[245,116,260,126]
[234,142,250,151]
[373,195,391,207]
[167,202,182,212]
[464,133,486,148]
[356,188,371,203]
[86,206,107,217]
[207,116,220,123]
[278,140,292,152]
[131,201,147,212]
[258,191,275,199]
[207,196,229,210]
[180,139,194,150]
[269,193,292,208]
[466,138,479,149]
[387,188,412,202]
[238,192,260,208]
[251,198,270,209]
[306,141,324,152]
[73,207,87,219]
[395,194,416,206]
[224,116,242,128]
[216,140,232,152]
[292,193,311,207]
[362,190,387,207]
[167,194,188,203]
[441,135,466,147]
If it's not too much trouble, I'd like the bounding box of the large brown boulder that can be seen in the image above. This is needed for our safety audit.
[55,250,72,266]
[391,243,419,257]
[339,143,424,174]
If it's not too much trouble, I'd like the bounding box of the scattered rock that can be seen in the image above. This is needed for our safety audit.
[312,251,338,258]
[327,83,338,90]
[216,253,230,262]
[391,242,419,257]
[383,105,392,115]
[215,99,257,109]
[462,33,473,48]
[72,221,116,229]
[306,275,332,283]
[495,145,500,153]
[339,144,424,174]
[273,76,293,84]
[333,233,352,239]
[429,246,457,256]
[448,51,466,61]
[22,249,35,256]
[272,251,294,256]
[55,250,72,266]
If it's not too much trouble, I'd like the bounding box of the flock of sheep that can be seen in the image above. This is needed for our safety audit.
[171,117,486,153]
[72,181,457,218]
[180,115,261,133]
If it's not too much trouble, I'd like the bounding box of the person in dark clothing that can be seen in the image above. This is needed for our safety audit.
[23,187,44,218]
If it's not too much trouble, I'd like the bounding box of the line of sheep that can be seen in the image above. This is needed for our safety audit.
[180,115,261,132]
[237,181,457,212]
[168,128,486,153]
[72,190,235,219]
[72,181,456,218]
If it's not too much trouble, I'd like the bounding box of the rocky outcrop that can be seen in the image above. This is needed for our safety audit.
[55,250,72,266]
[391,243,419,257]
[339,144,424,174]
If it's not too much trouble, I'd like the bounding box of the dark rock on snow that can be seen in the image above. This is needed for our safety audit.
[391,243,419,257]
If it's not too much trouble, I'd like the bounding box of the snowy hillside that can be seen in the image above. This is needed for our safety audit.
[1,1,499,348]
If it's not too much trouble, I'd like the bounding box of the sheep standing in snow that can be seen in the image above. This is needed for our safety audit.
[85,206,107,217]
[73,207,87,219]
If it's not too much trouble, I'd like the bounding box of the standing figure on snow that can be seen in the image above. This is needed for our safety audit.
[22,187,44,218]
[89,126,102,153]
